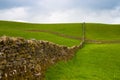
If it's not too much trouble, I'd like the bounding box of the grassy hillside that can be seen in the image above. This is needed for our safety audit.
[46,44,120,80]
[0,21,120,42]
[0,21,82,46]
[0,21,83,38]
[86,23,120,40]
[0,21,120,80]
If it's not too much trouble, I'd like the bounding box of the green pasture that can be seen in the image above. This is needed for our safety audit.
[0,20,120,80]
[46,44,120,80]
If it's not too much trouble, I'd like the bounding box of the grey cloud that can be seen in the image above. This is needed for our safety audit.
[0,0,120,24]
[0,0,37,9]
[73,0,120,10]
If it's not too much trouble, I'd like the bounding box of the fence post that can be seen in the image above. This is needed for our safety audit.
[82,22,85,43]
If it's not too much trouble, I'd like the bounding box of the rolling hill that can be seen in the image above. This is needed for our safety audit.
[0,20,120,80]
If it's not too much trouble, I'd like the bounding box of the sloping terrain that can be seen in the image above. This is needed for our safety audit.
[0,21,120,80]
[86,23,120,40]
[46,44,120,80]
[0,21,120,43]
[0,21,82,47]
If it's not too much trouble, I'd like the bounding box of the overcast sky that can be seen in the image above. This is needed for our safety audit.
[0,0,120,23]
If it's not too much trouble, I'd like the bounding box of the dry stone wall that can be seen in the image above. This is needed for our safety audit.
[0,36,82,80]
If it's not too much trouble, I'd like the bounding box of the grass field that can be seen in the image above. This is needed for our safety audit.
[0,21,82,46]
[0,20,120,80]
[46,44,120,80]
[1,21,120,41]
[86,23,120,40]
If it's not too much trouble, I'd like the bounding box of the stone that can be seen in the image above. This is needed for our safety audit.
[0,36,80,80]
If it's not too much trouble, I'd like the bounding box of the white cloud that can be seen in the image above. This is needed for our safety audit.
[0,7,28,22]
[38,0,72,10]
[25,6,120,24]
[0,3,120,24]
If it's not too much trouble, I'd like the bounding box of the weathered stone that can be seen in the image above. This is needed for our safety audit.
[0,36,81,80]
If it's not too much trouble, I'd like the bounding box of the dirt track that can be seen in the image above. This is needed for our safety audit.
[26,30,82,40]
[26,30,120,44]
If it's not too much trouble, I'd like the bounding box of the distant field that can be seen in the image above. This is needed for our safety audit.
[0,21,82,46]
[0,21,83,38]
[86,23,120,40]
[46,44,120,80]
[0,21,120,42]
